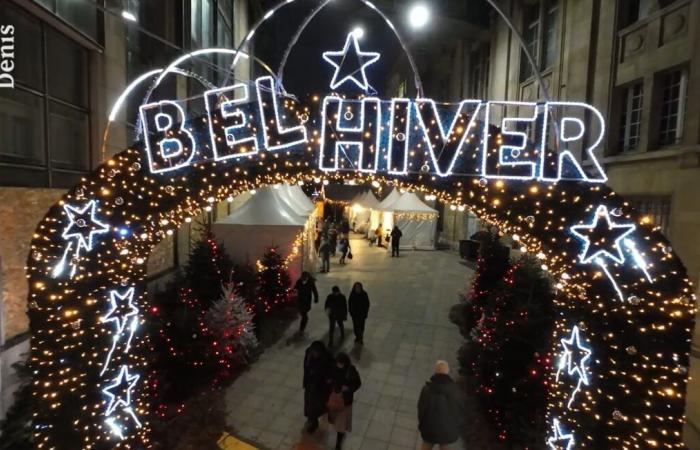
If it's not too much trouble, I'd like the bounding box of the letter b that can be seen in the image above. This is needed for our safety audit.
[139,100,197,173]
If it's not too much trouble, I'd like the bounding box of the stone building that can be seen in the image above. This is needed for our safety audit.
[0,0,251,420]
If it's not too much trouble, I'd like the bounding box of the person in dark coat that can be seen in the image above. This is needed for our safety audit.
[294,271,319,333]
[417,361,464,449]
[303,341,332,433]
[327,353,361,449]
[338,237,351,264]
[390,225,403,257]
[319,237,331,273]
[348,282,370,344]
[341,219,350,235]
[324,286,347,346]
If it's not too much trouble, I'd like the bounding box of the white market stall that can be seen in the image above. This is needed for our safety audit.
[368,187,402,238]
[381,192,438,250]
[350,190,381,233]
[211,185,317,280]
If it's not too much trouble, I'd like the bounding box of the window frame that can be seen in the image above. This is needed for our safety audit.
[617,81,644,153]
[519,0,559,83]
[657,68,688,148]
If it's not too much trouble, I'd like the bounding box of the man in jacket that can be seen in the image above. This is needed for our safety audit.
[348,282,370,344]
[324,286,347,347]
[390,225,403,257]
[294,271,319,333]
[417,361,464,449]
[319,237,331,273]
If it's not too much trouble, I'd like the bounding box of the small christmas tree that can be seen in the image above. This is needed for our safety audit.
[256,246,291,312]
[205,283,259,373]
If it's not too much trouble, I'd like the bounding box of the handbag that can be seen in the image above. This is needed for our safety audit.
[347,251,353,260]
[327,391,345,413]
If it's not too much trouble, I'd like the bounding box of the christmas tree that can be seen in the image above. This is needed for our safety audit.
[256,246,291,312]
[0,360,33,450]
[205,282,259,373]
[462,254,555,447]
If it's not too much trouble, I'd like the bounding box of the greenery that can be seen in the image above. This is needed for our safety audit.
[0,360,33,450]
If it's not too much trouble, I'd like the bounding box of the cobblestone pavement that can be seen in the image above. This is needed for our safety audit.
[224,236,473,450]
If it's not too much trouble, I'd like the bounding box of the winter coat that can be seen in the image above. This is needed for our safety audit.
[348,290,370,319]
[324,292,347,321]
[329,364,361,405]
[319,241,331,259]
[417,374,464,445]
[303,345,333,418]
[339,239,350,254]
[294,277,319,313]
[390,227,402,245]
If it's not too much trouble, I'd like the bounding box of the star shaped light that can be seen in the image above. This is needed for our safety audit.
[547,419,575,450]
[570,204,635,265]
[102,287,139,334]
[62,200,110,253]
[322,32,380,91]
[102,365,140,416]
[556,325,592,408]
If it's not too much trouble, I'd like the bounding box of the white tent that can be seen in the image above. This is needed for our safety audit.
[382,192,438,250]
[212,186,316,280]
[368,188,402,236]
[350,190,380,233]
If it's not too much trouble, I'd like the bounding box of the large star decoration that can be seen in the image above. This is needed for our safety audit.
[103,365,140,416]
[322,32,380,91]
[547,419,575,450]
[556,325,592,408]
[102,287,139,334]
[62,200,110,253]
[570,204,635,265]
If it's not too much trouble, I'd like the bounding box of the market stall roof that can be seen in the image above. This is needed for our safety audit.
[216,186,307,226]
[286,184,315,212]
[378,188,402,209]
[388,192,438,214]
[356,190,381,209]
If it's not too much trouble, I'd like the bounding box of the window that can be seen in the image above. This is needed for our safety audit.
[618,82,644,152]
[36,0,100,41]
[520,0,558,82]
[0,4,90,187]
[658,69,687,147]
[627,195,672,236]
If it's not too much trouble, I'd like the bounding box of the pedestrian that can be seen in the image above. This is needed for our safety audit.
[319,237,331,273]
[338,236,351,264]
[324,286,347,347]
[348,282,369,344]
[375,224,384,248]
[417,361,464,450]
[303,341,333,433]
[390,225,403,257]
[341,219,350,235]
[293,271,319,333]
[327,352,361,449]
[329,224,339,256]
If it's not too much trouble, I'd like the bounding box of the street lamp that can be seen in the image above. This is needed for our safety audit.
[408,3,429,29]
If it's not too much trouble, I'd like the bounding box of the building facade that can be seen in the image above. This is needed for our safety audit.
[0,0,251,420]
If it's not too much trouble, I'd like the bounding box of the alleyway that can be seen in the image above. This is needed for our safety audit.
[224,237,472,449]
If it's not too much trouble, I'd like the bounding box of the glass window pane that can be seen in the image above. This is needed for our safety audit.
[46,29,88,108]
[0,88,45,165]
[541,0,558,70]
[0,3,43,90]
[49,102,89,170]
[55,0,98,40]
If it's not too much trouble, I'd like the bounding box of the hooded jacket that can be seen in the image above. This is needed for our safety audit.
[417,373,464,445]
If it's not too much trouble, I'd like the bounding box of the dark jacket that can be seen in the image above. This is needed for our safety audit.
[319,241,331,259]
[294,277,319,312]
[417,374,464,445]
[324,292,347,321]
[329,364,361,405]
[348,290,370,319]
[339,239,350,254]
[303,343,333,418]
[390,227,403,244]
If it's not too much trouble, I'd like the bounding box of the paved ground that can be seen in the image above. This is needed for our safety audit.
[224,236,473,450]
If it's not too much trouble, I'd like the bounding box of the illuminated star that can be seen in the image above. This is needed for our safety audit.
[62,200,110,253]
[102,287,139,334]
[556,325,592,408]
[570,204,635,264]
[322,32,380,91]
[102,365,140,416]
[547,419,574,450]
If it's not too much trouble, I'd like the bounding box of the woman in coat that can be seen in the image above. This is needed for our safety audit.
[293,271,319,333]
[327,352,361,449]
[348,282,370,344]
[303,341,332,433]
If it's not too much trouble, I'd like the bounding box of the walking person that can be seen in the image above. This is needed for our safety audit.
[303,341,333,433]
[293,271,319,333]
[390,225,403,257]
[417,361,464,450]
[319,237,331,273]
[375,224,384,248]
[329,224,339,256]
[324,286,347,347]
[348,282,369,344]
[327,353,361,449]
[338,236,351,264]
